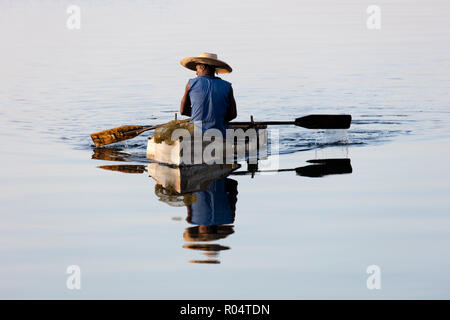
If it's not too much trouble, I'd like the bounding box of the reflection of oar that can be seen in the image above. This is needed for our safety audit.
[90,114,351,147]
[97,165,146,174]
[232,158,352,178]
[295,158,352,177]
[91,148,132,162]
[96,158,352,177]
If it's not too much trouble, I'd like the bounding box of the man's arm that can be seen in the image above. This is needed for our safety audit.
[226,86,237,122]
[180,82,191,116]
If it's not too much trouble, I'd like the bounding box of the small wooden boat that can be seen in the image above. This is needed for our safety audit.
[146,125,268,166]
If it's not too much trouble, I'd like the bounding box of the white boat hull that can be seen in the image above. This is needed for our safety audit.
[146,128,268,166]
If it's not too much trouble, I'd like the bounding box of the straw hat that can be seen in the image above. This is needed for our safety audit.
[180,52,232,74]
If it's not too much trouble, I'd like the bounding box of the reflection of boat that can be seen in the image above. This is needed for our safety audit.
[154,185,196,207]
[146,126,268,166]
[147,162,240,194]
[148,162,239,208]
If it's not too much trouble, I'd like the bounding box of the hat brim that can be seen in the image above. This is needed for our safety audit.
[180,57,232,74]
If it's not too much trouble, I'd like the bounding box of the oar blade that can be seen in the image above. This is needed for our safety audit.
[295,114,352,129]
[90,125,144,147]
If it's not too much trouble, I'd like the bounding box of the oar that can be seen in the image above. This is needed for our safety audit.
[90,116,192,147]
[90,114,351,147]
[230,114,352,129]
[91,124,165,147]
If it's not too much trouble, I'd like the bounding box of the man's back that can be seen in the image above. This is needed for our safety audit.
[188,75,232,135]
[180,54,236,134]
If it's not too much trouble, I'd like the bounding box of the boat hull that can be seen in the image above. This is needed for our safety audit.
[146,128,268,166]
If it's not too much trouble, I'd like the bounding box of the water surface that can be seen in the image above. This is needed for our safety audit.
[1,0,449,299]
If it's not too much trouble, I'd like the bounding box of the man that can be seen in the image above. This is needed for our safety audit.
[180,52,237,136]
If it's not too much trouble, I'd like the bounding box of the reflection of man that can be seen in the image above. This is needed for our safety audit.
[185,178,238,226]
[183,177,238,264]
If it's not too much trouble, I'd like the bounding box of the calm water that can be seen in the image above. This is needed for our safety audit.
[1,0,450,299]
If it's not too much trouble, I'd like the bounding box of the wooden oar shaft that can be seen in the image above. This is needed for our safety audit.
[230,121,295,126]
[230,115,351,129]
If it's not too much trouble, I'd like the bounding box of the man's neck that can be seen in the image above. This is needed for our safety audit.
[198,72,215,77]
